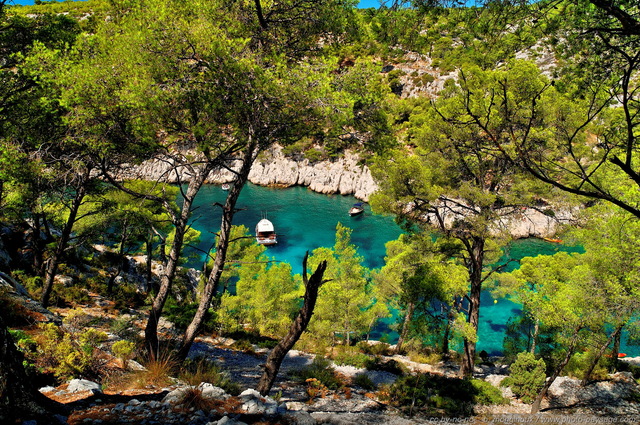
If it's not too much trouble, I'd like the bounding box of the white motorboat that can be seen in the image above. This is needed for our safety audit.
[255,218,277,245]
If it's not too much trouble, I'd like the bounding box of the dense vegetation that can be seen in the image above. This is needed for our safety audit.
[2,0,640,421]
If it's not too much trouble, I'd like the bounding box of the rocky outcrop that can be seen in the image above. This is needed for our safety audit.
[418,199,576,239]
[248,148,377,201]
[495,206,577,239]
[0,275,62,325]
[122,146,378,201]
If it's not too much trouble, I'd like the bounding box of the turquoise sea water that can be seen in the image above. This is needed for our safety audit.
[186,183,638,356]
[187,183,403,273]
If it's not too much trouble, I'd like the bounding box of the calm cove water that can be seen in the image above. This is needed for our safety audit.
[185,183,638,356]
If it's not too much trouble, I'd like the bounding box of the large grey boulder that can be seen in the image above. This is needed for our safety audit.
[238,388,283,416]
[67,379,102,394]
[199,382,229,400]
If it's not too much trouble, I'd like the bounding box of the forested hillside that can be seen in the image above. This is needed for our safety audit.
[2,1,640,423]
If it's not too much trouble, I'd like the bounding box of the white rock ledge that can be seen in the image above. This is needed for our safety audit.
[123,146,378,201]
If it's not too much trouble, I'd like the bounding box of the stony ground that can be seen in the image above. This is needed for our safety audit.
[34,333,640,425]
[5,284,640,425]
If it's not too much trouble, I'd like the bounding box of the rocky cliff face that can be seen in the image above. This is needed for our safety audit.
[126,146,378,201]
[248,147,377,201]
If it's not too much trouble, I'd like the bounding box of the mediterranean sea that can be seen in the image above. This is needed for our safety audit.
[186,183,638,357]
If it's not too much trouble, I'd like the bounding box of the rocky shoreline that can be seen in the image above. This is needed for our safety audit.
[126,146,377,201]
[125,146,568,238]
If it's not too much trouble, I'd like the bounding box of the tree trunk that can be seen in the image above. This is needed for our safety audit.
[395,301,415,354]
[256,254,328,396]
[177,144,256,361]
[531,329,581,414]
[442,307,455,359]
[582,325,623,386]
[460,237,484,378]
[530,317,539,354]
[611,325,622,373]
[145,233,154,294]
[41,182,88,308]
[31,212,45,275]
[144,162,215,361]
[0,314,66,423]
[107,224,129,294]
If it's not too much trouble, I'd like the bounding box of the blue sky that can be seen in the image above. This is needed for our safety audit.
[358,0,382,7]
[9,0,383,8]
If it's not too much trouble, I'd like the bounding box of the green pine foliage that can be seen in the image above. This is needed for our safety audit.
[382,374,507,417]
[501,352,546,404]
[291,357,344,391]
[218,226,302,338]
[305,223,389,346]
[3,0,640,393]
[29,323,108,382]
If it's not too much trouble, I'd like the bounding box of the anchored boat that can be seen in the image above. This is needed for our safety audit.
[349,202,364,216]
[255,218,277,245]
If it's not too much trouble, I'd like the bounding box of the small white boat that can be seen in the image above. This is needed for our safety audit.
[255,218,277,245]
[349,202,364,216]
[221,183,231,191]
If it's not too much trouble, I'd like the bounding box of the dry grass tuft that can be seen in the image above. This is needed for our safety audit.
[179,356,241,396]
[178,387,217,411]
[131,349,178,388]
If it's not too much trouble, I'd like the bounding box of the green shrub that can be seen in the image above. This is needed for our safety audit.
[408,350,442,365]
[367,358,408,375]
[225,330,278,347]
[333,352,372,368]
[501,352,546,404]
[110,282,145,310]
[63,308,93,330]
[303,148,326,163]
[564,351,609,382]
[179,356,241,396]
[34,323,106,381]
[281,140,311,157]
[471,379,509,405]
[291,357,344,390]
[78,328,108,347]
[9,329,39,372]
[357,341,391,356]
[381,374,475,417]
[109,316,140,341]
[68,286,92,305]
[231,339,255,354]
[165,299,216,332]
[48,284,92,307]
[8,329,33,348]
[11,270,43,298]
[256,339,278,349]
[332,346,373,369]
[112,340,136,368]
[421,73,435,84]
[352,373,377,391]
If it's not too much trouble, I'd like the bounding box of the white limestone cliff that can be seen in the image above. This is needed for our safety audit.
[124,146,378,201]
